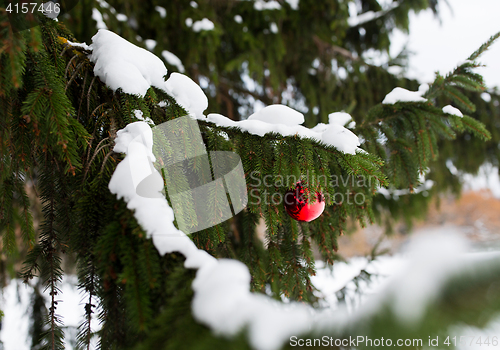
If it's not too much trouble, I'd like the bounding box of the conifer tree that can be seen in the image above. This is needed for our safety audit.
[1,1,500,350]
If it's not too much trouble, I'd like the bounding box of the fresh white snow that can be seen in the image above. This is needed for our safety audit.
[64,39,91,51]
[321,123,360,154]
[155,6,166,18]
[91,8,107,30]
[89,29,168,96]
[328,111,353,126]
[163,73,208,119]
[270,22,278,34]
[206,106,361,155]
[382,86,427,104]
[285,0,299,10]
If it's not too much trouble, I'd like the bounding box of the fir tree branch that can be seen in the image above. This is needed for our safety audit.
[468,31,500,61]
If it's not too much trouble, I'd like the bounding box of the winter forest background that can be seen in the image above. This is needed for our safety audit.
[2,0,500,349]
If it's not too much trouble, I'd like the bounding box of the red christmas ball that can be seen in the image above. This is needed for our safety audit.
[284,182,325,222]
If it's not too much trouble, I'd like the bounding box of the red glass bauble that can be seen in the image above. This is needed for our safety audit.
[284,182,325,222]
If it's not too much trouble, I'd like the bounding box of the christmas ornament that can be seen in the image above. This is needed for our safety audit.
[284,182,325,222]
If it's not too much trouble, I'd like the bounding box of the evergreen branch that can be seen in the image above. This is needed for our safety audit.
[460,115,492,141]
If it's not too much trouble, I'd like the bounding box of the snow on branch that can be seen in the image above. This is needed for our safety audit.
[89,29,168,96]
[442,105,464,118]
[348,2,399,27]
[108,131,492,349]
[161,50,185,73]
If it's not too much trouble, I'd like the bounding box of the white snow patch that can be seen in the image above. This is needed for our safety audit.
[382,86,427,104]
[270,22,278,33]
[234,14,243,23]
[254,0,281,10]
[155,6,166,18]
[208,105,360,155]
[185,17,193,27]
[107,142,500,350]
[389,231,468,325]
[190,1,198,8]
[0,276,101,350]
[481,92,492,102]
[89,29,168,97]
[92,8,107,29]
[442,105,463,117]
[64,39,91,51]
[164,73,208,119]
[133,109,154,126]
[144,39,157,51]
[328,112,352,126]
[348,2,399,27]
[418,83,429,95]
[192,18,215,32]
[161,50,186,73]
[116,13,127,22]
[322,124,360,155]
[247,104,304,126]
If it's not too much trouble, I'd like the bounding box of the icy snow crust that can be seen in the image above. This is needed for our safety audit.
[94,30,489,350]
